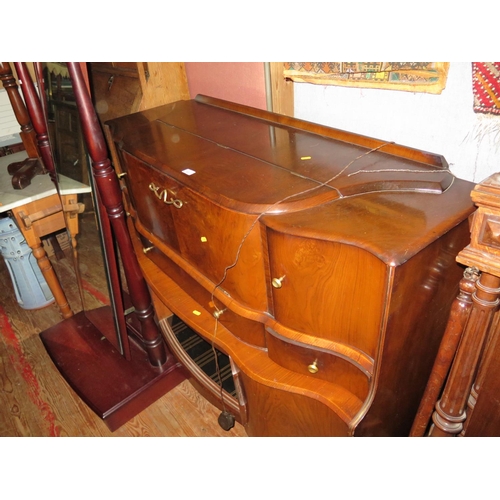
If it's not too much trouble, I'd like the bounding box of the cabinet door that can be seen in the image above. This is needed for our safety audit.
[266,227,388,360]
[171,182,268,312]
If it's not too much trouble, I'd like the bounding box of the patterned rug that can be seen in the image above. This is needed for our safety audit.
[472,63,500,115]
[283,62,449,94]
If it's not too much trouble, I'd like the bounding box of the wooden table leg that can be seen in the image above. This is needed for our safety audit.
[11,201,73,319]
[29,238,73,319]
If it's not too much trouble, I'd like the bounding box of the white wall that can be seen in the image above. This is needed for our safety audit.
[293,62,500,183]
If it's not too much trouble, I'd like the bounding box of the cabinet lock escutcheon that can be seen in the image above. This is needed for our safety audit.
[308,360,319,374]
[271,275,286,289]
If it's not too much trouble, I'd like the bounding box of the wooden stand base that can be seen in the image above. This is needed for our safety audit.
[40,310,186,431]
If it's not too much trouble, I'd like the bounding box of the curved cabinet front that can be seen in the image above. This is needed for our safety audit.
[119,150,269,313]
[106,96,476,436]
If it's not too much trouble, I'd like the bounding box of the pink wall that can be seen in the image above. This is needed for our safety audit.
[185,62,267,110]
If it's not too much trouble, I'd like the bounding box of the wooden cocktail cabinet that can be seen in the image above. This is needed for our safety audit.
[105,95,476,436]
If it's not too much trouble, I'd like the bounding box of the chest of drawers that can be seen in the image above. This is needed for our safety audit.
[105,95,475,436]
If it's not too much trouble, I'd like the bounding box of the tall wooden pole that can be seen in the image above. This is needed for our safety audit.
[67,62,167,368]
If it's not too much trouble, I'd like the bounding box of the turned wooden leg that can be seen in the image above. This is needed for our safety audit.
[429,271,500,436]
[459,309,500,436]
[31,241,73,319]
[410,267,479,436]
[11,203,74,320]
[68,62,167,368]
[14,62,57,183]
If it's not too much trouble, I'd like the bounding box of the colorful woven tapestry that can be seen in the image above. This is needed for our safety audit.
[472,63,500,115]
[283,62,449,94]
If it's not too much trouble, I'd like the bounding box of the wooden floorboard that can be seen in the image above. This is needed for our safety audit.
[0,211,247,438]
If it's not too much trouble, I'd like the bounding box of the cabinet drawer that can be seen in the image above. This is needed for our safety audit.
[120,151,181,251]
[171,185,268,312]
[139,234,268,349]
[266,228,387,359]
[266,328,369,402]
[120,150,269,312]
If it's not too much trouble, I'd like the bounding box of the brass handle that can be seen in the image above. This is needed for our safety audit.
[117,172,127,179]
[149,182,184,208]
[271,275,286,289]
[213,308,226,319]
[308,360,319,374]
[143,246,154,254]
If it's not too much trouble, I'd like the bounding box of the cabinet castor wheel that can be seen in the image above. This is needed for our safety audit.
[218,410,235,431]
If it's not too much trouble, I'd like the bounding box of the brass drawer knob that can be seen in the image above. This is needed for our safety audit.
[271,275,286,289]
[308,360,319,374]
[143,246,154,254]
[213,308,226,319]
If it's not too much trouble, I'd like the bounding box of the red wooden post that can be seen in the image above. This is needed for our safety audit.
[67,62,168,368]
[13,63,57,184]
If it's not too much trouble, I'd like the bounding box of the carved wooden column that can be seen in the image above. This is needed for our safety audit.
[410,267,479,436]
[67,62,167,368]
[13,62,56,183]
[460,309,500,435]
[429,272,500,436]
[427,173,500,436]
